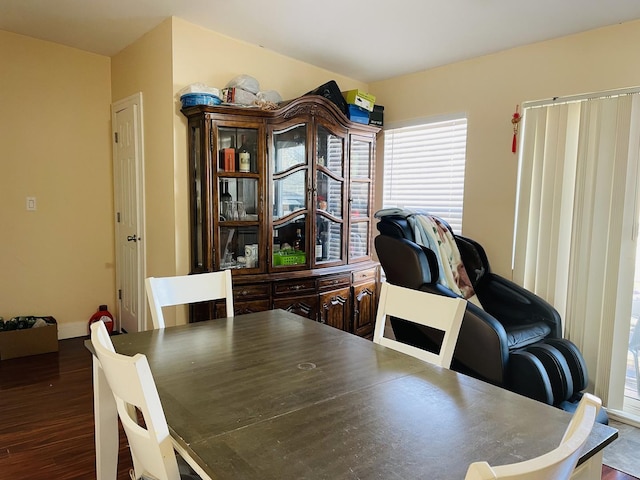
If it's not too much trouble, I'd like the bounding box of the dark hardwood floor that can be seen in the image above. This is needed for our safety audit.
[0,337,132,479]
[0,336,636,480]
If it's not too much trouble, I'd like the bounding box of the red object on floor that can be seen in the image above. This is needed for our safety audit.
[88,305,114,334]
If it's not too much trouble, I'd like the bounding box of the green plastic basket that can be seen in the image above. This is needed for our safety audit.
[273,250,306,266]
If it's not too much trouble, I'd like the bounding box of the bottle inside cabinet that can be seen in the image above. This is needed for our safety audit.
[219,127,258,174]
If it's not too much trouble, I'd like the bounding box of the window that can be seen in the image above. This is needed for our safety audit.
[382,116,467,233]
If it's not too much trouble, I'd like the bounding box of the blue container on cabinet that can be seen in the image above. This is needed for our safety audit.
[347,104,370,124]
[180,93,222,108]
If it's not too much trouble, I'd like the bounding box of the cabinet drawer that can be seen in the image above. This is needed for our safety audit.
[235,299,271,315]
[352,267,378,283]
[318,274,351,291]
[234,284,270,301]
[274,279,317,296]
[273,295,319,320]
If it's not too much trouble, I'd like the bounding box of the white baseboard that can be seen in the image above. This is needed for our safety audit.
[57,320,89,339]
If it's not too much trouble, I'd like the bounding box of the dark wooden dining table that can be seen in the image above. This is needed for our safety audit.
[91,309,617,480]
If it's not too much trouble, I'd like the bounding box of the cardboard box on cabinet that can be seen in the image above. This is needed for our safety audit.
[347,104,370,124]
[342,89,376,112]
[0,317,58,360]
[369,105,384,127]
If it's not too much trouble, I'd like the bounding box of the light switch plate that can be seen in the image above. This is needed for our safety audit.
[26,197,36,211]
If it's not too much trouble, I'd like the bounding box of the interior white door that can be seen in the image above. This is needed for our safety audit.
[112,93,145,333]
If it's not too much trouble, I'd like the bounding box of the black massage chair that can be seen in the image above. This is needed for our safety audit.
[375,211,607,423]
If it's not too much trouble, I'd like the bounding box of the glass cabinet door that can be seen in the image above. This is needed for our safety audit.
[189,121,205,270]
[215,124,261,271]
[271,123,309,269]
[349,136,374,261]
[315,124,346,265]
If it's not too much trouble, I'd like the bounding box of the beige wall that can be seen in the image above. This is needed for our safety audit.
[111,18,175,283]
[370,20,640,277]
[0,31,113,337]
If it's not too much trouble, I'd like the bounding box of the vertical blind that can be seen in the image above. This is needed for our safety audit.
[383,118,467,233]
[514,91,640,404]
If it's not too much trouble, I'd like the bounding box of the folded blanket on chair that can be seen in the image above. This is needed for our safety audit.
[415,214,476,300]
[376,208,481,307]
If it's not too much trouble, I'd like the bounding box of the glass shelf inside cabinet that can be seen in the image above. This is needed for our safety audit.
[219,226,260,270]
[219,178,258,222]
[218,126,258,173]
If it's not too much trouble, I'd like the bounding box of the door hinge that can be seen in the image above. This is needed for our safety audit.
[118,289,122,300]
[114,132,119,143]
[116,212,121,223]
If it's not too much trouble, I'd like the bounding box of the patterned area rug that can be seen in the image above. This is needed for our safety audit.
[603,420,640,478]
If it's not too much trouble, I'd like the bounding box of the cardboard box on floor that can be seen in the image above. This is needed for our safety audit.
[0,318,58,360]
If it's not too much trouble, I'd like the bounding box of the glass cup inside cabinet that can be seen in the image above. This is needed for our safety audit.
[219,178,258,221]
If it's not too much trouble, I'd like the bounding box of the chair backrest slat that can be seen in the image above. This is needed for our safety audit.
[373,282,466,368]
[146,270,234,328]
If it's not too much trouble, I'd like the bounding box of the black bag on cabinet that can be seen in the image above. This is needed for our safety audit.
[305,80,348,115]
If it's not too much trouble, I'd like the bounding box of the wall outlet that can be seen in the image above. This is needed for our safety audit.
[26,197,36,211]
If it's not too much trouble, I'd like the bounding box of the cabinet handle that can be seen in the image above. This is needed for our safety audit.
[241,290,249,296]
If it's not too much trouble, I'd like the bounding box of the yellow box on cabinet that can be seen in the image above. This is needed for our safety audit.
[342,89,376,112]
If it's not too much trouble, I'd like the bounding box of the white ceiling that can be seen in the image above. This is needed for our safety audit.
[3,0,640,82]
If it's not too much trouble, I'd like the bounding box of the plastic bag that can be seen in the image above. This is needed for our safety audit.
[225,74,260,94]
[257,90,282,103]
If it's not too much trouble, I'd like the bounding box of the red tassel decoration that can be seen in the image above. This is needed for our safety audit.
[511,105,521,154]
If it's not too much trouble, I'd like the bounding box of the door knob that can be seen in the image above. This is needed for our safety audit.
[127,235,138,242]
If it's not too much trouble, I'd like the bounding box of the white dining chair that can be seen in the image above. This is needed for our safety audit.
[373,282,466,368]
[90,321,201,480]
[464,393,601,480]
[145,270,234,329]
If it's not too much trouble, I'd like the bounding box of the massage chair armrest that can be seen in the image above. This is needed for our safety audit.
[417,284,510,385]
[475,273,562,338]
[454,234,561,338]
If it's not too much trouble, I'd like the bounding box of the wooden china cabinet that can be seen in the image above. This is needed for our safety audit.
[182,95,380,338]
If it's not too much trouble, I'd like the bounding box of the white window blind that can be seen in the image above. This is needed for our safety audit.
[383,117,467,233]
